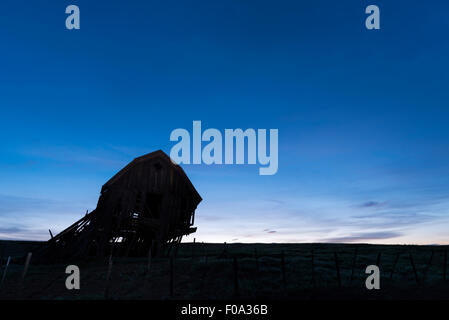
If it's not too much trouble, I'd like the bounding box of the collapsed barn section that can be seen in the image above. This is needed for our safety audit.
[39,150,201,261]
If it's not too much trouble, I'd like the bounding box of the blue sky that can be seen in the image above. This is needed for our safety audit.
[0,0,448,244]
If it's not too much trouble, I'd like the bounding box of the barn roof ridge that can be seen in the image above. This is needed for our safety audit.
[102,149,202,201]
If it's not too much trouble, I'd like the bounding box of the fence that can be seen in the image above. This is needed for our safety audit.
[0,244,447,299]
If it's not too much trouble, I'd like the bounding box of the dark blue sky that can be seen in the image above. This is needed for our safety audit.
[1,0,448,243]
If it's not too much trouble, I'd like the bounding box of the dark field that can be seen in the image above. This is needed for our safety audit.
[0,240,448,300]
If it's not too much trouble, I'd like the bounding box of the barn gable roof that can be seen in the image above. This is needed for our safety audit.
[102,150,202,202]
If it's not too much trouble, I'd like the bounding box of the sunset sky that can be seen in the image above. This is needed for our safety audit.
[0,0,448,244]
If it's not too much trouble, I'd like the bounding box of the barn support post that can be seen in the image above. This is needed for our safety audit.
[174,235,183,257]
[144,246,153,290]
[135,238,145,257]
[166,238,174,257]
[124,233,138,257]
[155,234,165,258]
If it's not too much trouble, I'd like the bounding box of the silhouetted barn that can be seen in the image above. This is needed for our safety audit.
[40,150,201,260]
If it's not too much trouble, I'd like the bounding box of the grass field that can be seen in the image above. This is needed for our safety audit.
[0,240,448,300]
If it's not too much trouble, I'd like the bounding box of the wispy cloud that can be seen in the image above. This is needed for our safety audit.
[22,146,128,168]
[351,211,436,228]
[0,228,50,241]
[323,231,402,243]
[0,222,51,241]
[0,226,23,233]
[359,201,384,208]
[0,194,82,216]
[0,194,89,240]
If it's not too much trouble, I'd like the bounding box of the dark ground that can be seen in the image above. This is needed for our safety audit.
[0,240,448,300]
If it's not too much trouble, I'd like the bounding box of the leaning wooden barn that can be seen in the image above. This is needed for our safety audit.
[37,150,201,261]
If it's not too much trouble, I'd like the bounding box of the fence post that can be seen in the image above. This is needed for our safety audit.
[350,247,358,284]
[334,252,342,288]
[443,249,447,281]
[281,251,286,288]
[422,250,434,282]
[376,252,381,267]
[390,252,400,280]
[409,253,419,285]
[254,248,259,272]
[20,252,32,286]
[191,238,196,259]
[147,247,152,274]
[0,244,4,267]
[170,256,174,297]
[233,256,239,296]
[104,255,113,299]
[222,242,228,258]
[0,256,11,289]
[144,247,153,291]
[311,249,316,288]
[203,242,206,263]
